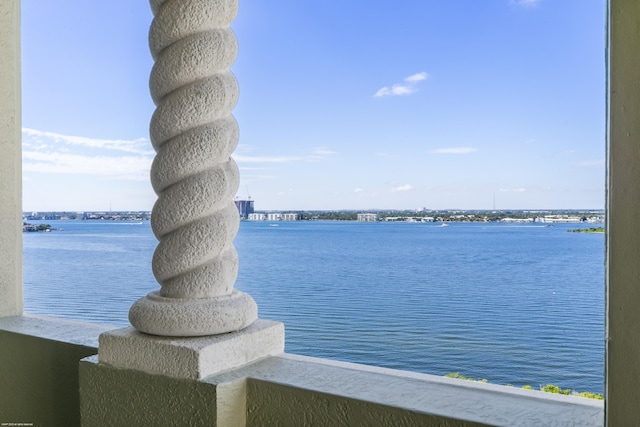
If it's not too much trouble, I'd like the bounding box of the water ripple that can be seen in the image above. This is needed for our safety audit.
[24,220,604,393]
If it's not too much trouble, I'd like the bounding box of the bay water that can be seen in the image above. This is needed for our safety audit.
[23,220,604,393]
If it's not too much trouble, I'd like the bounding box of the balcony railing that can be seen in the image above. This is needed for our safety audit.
[3,0,639,425]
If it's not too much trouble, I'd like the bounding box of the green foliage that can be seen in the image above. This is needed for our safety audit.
[443,372,487,383]
[445,374,603,400]
[298,211,358,221]
[568,227,605,233]
[22,223,52,232]
[444,372,467,380]
[576,391,604,400]
[542,384,561,394]
[540,383,603,400]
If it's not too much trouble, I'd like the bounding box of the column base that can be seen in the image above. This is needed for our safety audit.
[98,318,284,380]
[129,289,257,336]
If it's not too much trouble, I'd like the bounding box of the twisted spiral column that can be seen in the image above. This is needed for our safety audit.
[129,0,257,336]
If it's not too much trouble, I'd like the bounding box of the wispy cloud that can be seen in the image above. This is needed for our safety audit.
[354,187,364,193]
[234,148,335,164]
[23,128,153,155]
[432,147,478,154]
[22,128,153,180]
[22,151,151,181]
[499,188,526,193]
[392,184,415,192]
[405,72,428,83]
[575,159,605,168]
[234,155,309,163]
[237,166,270,171]
[313,149,337,156]
[241,173,277,181]
[510,0,540,8]
[375,86,414,97]
[374,71,429,97]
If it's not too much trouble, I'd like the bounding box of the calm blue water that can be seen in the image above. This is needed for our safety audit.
[23,220,604,393]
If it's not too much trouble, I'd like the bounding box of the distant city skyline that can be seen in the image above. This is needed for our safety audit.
[21,1,606,212]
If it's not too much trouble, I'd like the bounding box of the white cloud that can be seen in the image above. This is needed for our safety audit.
[405,72,428,83]
[234,155,307,163]
[241,173,276,181]
[22,128,153,180]
[374,71,429,97]
[374,85,415,97]
[23,151,151,180]
[354,187,364,193]
[499,188,526,193]
[22,128,153,155]
[235,148,335,164]
[312,149,336,156]
[392,184,415,192]
[510,0,540,7]
[237,166,269,171]
[575,159,605,168]
[432,147,478,154]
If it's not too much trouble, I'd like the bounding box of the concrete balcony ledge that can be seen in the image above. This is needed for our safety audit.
[0,314,115,347]
[1,315,603,426]
[0,315,113,426]
[208,353,604,427]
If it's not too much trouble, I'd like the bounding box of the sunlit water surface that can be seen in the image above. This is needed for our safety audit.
[23,220,604,393]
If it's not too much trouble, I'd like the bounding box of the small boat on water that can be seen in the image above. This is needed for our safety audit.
[440,223,448,227]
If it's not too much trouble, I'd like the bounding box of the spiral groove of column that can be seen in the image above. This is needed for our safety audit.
[129,0,257,336]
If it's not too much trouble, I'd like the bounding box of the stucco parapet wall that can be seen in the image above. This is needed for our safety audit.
[208,353,604,427]
[0,314,114,347]
[99,319,284,380]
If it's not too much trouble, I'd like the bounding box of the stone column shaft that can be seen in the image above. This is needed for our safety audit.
[129,0,257,336]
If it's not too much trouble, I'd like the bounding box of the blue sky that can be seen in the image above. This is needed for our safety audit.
[21,0,606,212]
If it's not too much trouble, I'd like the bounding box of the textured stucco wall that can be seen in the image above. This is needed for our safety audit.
[0,317,104,426]
[79,351,603,427]
[212,354,603,427]
[246,379,488,427]
[607,0,640,424]
[80,357,219,426]
[0,0,22,317]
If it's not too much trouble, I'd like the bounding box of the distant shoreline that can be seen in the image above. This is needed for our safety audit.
[22,209,605,224]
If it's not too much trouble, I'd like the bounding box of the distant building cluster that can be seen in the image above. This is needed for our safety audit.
[234,198,254,219]
[23,211,150,221]
[247,212,300,221]
[382,216,434,222]
[501,215,602,224]
[23,206,606,225]
[234,198,303,221]
[357,213,379,222]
